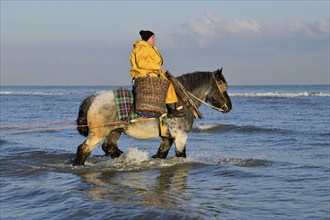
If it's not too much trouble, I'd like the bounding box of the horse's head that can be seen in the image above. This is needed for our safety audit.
[206,68,232,113]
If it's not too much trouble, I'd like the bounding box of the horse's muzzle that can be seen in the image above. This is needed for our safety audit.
[220,103,231,113]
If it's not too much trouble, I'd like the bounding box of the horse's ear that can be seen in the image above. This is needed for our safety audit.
[216,67,226,82]
[216,68,223,75]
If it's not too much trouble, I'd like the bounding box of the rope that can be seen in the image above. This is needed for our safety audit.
[0,120,76,129]
[186,91,224,112]
[184,89,225,112]
[0,125,79,135]
[0,118,156,135]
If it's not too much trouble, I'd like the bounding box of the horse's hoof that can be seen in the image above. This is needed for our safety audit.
[152,153,167,159]
[109,149,124,159]
[72,159,84,166]
[175,152,186,158]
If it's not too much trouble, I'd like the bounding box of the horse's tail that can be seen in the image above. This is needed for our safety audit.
[77,94,96,137]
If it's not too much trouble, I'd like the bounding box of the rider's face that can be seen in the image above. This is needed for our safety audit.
[147,35,156,45]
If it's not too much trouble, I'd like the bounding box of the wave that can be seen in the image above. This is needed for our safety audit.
[0,91,69,96]
[192,123,223,131]
[0,139,8,145]
[1,147,274,178]
[216,157,272,167]
[1,89,329,97]
[192,123,289,135]
[84,149,273,171]
[230,92,330,97]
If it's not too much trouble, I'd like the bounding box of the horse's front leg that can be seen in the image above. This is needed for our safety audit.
[152,137,174,159]
[174,132,188,158]
[102,129,123,158]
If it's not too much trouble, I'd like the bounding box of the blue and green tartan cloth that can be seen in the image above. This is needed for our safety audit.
[114,88,138,121]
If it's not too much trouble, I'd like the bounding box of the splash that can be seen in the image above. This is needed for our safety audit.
[122,147,150,164]
[97,147,152,171]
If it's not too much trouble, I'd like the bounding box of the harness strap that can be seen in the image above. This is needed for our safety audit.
[185,89,225,112]
[212,73,226,94]
[183,73,226,112]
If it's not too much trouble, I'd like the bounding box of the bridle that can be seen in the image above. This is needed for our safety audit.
[184,73,229,113]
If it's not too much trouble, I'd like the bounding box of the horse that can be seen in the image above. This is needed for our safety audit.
[73,68,232,166]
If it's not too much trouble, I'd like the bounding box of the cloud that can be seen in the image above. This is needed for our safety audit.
[264,19,329,39]
[160,12,329,51]
[183,12,263,38]
[2,11,328,86]
[183,11,219,38]
[159,12,329,85]
[221,17,262,35]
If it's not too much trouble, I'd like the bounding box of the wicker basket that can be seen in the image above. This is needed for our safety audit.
[134,75,170,116]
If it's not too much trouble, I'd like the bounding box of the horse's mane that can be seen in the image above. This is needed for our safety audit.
[177,71,213,92]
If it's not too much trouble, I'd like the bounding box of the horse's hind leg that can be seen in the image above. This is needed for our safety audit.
[102,129,123,158]
[73,135,103,166]
[152,137,174,159]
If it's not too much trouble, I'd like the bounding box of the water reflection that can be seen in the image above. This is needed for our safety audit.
[81,163,192,208]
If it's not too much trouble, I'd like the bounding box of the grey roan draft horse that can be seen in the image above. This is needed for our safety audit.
[73,68,232,166]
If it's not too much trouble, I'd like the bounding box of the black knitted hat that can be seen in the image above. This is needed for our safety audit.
[139,30,155,41]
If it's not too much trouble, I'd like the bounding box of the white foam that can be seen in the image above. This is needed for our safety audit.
[0,91,67,96]
[230,92,330,97]
[193,123,221,131]
[123,147,150,164]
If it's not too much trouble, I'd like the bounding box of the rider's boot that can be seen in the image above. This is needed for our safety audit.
[166,103,185,118]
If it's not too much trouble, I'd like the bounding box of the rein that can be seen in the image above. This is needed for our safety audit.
[183,73,227,112]
[185,90,226,112]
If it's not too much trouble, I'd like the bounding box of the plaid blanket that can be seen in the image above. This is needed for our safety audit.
[114,88,137,121]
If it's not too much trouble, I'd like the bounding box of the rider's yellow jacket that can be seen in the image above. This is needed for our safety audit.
[130,40,178,103]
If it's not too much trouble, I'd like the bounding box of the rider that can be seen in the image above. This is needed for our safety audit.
[130,30,185,118]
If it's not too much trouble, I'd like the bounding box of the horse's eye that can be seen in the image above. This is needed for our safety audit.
[219,82,228,92]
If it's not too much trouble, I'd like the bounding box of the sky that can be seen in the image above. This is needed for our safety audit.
[1,1,329,86]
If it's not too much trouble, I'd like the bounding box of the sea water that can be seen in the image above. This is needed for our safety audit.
[0,85,329,219]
